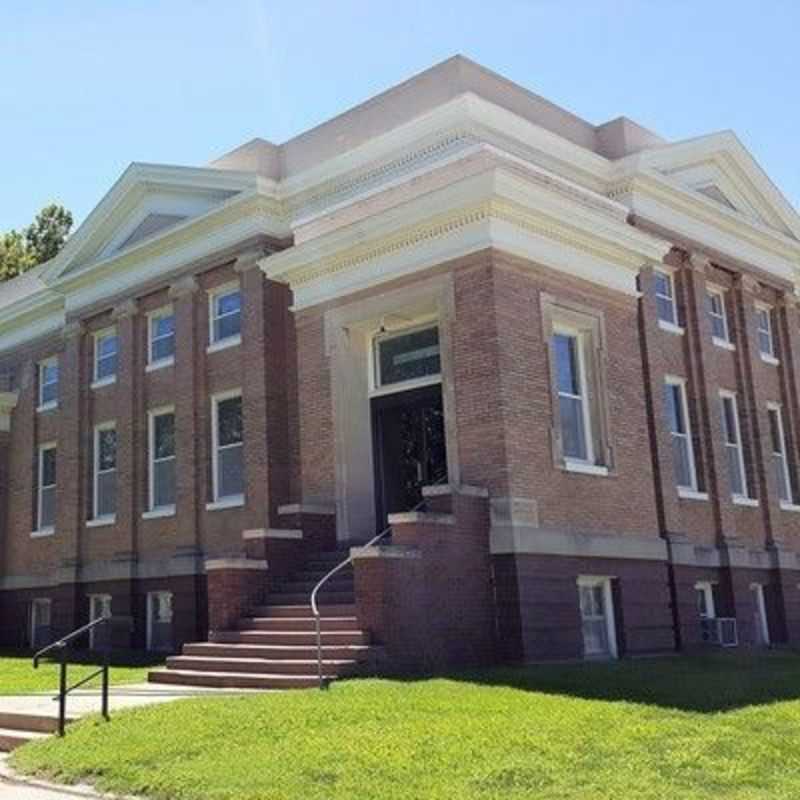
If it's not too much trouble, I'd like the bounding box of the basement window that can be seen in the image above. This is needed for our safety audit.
[147,591,174,652]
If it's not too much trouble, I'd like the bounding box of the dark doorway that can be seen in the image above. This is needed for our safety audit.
[372,384,448,530]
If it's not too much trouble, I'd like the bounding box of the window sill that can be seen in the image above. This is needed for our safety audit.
[732,496,759,508]
[86,515,116,528]
[36,401,58,414]
[30,527,55,539]
[206,495,245,512]
[760,354,779,367]
[678,488,709,502]
[206,335,241,355]
[91,376,117,390]
[779,502,800,513]
[658,320,685,336]
[143,506,176,520]
[712,337,735,351]
[563,461,609,477]
[146,357,175,373]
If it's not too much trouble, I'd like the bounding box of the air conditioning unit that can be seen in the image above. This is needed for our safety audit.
[700,617,738,648]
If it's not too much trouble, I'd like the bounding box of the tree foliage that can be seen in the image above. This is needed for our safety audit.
[0,204,73,282]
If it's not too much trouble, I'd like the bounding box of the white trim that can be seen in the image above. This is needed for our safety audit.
[210,388,244,505]
[90,375,117,391]
[208,282,242,348]
[712,337,736,351]
[577,575,618,660]
[694,581,716,619]
[780,502,800,513]
[678,488,709,501]
[719,390,750,502]
[148,405,176,513]
[767,402,794,505]
[37,356,59,411]
[146,305,175,369]
[30,527,55,539]
[706,285,731,346]
[654,267,679,328]
[563,461,609,477]
[142,506,176,520]
[664,375,699,493]
[92,421,117,522]
[92,327,118,384]
[36,400,59,413]
[36,441,58,535]
[732,495,759,508]
[206,334,241,354]
[755,302,776,361]
[657,319,685,336]
[760,353,780,367]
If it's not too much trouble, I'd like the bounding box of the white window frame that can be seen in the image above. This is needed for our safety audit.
[553,324,599,471]
[30,598,51,648]
[147,591,174,652]
[91,421,117,524]
[695,581,716,619]
[706,286,733,349]
[755,303,778,365]
[207,282,242,353]
[370,321,442,397]
[767,402,795,510]
[664,377,700,496]
[146,406,176,516]
[719,391,751,503]
[92,327,119,388]
[577,576,618,660]
[88,594,112,649]
[654,268,683,334]
[208,389,244,509]
[37,357,59,412]
[146,306,175,371]
[34,442,57,536]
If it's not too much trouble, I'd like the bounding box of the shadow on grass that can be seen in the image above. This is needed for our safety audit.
[425,650,800,713]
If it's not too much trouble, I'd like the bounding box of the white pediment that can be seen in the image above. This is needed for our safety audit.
[42,163,260,283]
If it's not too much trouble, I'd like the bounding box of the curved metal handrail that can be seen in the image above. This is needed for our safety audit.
[33,614,111,667]
[310,475,447,689]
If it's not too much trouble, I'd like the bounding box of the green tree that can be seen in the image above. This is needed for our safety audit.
[0,204,73,281]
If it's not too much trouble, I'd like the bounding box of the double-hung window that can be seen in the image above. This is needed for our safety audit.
[208,284,242,350]
[148,408,176,514]
[554,330,592,465]
[706,288,731,346]
[36,443,57,534]
[664,378,698,492]
[148,307,175,369]
[756,305,777,363]
[30,598,52,649]
[578,577,618,660]
[719,392,748,500]
[93,423,117,521]
[654,269,679,330]
[93,328,119,385]
[210,391,244,505]
[147,591,174,651]
[88,594,112,650]
[38,358,59,410]
[767,404,794,506]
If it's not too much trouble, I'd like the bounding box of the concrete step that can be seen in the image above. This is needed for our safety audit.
[211,629,370,646]
[291,568,354,584]
[0,711,65,734]
[166,655,361,676]
[266,591,354,606]
[183,642,372,661]
[273,579,354,595]
[238,616,358,632]
[148,669,326,690]
[250,604,357,618]
[0,727,50,752]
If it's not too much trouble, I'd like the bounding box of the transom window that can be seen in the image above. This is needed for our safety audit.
[720,393,748,499]
[209,285,242,346]
[149,408,176,512]
[654,269,678,327]
[706,288,730,344]
[578,577,618,660]
[553,330,592,464]
[212,392,244,503]
[767,404,794,505]
[37,444,57,533]
[756,305,776,360]
[374,325,441,391]
[664,378,697,491]
[148,308,175,367]
[94,329,119,383]
[93,423,118,520]
[38,358,59,409]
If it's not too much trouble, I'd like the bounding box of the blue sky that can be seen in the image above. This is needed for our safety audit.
[1,1,798,232]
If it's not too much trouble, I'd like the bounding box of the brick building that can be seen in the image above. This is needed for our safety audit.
[1,57,799,686]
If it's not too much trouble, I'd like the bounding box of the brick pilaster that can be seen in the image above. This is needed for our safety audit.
[0,390,19,580]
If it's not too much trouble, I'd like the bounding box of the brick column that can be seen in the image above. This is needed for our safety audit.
[776,294,800,503]
[205,558,267,633]
[0,390,19,577]
[55,322,86,635]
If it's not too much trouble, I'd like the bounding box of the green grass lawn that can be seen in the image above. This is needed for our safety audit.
[11,651,800,800]
[0,650,161,695]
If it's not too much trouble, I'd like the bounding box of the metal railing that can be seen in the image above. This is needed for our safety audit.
[310,475,448,689]
[32,615,113,736]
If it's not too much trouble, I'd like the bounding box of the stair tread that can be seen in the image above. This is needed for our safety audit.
[243,616,357,623]
[171,656,359,666]
[151,669,332,681]
[187,643,370,652]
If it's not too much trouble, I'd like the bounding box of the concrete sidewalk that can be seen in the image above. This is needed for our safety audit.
[0,755,130,799]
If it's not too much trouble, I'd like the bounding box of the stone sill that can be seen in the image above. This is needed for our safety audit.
[145,357,175,373]
[30,528,55,539]
[388,511,455,526]
[779,502,800,513]
[712,337,735,351]
[350,544,421,560]
[206,496,245,512]
[86,516,116,528]
[206,335,241,355]
[563,461,609,477]
[243,528,303,540]
[90,375,117,391]
[36,401,59,414]
[658,320,685,336]
[143,506,176,520]
[760,353,779,367]
[278,503,336,516]
[732,496,759,508]
[677,488,709,502]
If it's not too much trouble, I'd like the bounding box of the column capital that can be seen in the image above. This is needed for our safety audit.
[736,273,760,295]
[687,251,713,274]
[168,275,200,300]
[111,299,139,321]
[0,390,19,432]
[234,247,271,274]
[62,319,85,341]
